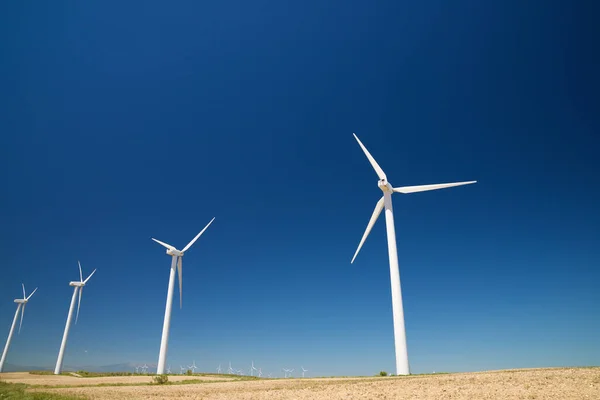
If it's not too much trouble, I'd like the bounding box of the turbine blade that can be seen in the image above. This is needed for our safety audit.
[76,287,82,325]
[78,261,83,282]
[351,196,385,264]
[152,238,176,250]
[22,283,26,299]
[18,304,25,334]
[353,133,387,181]
[177,256,183,309]
[182,217,215,252]
[26,287,38,301]
[84,269,97,284]
[393,180,477,194]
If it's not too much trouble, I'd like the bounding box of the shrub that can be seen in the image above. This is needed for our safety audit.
[379,371,388,376]
[186,369,193,376]
[152,374,169,385]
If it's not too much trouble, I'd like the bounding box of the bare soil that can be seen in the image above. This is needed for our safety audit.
[4,367,600,399]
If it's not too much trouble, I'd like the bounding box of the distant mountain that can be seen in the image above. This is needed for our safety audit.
[1,362,143,373]
[1,363,51,372]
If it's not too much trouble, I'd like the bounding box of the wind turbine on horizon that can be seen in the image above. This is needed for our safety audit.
[301,366,308,378]
[189,360,198,373]
[350,133,476,375]
[0,284,38,373]
[250,360,257,376]
[152,217,215,375]
[217,364,222,374]
[166,365,172,374]
[54,262,97,375]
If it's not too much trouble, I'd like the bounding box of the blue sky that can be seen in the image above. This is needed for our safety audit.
[0,1,598,376]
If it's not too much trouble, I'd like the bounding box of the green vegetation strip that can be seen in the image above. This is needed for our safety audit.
[0,380,86,400]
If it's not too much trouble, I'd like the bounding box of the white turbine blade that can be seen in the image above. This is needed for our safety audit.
[76,287,82,324]
[78,261,83,282]
[84,269,97,284]
[152,238,176,250]
[22,283,26,299]
[351,196,385,264]
[177,256,183,308]
[18,304,25,334]
[393,180,477,194]
[182,217,215,253]
[26,287,38,301]
[353,133,387,181]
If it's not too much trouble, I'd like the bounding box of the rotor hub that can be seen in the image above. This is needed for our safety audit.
[378,179,393,193]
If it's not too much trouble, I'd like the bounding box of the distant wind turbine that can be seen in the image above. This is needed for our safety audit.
[54,262,97,374]
[180,365,186,374]
[142,364,148,374]
[258,367,263,377]
[250,360,257,376]
[153,217,215,375]
[301,366,308,378]
[217,364,222,374]
[228,362,233,374]
[0,284,38,373]
[350,133,476,375]
[166,365,172,374]
[189,360,198,373]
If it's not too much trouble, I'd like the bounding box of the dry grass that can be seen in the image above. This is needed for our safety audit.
[0,372,231,386]
[3,367,599,400]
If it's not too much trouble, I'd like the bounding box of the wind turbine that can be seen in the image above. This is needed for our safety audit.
[135,365,140,374]
[250,360,257,376]
[166,365,172,374]
[189,360,198,373]
[153,217,215,375]
[258,367,263,377]
[54,262,97,374]
[228,362,233,374]
[351,133,476,375]
[0,284,38,373]
[142,363,148,374]
[180,365,186,374]
[301,366,308,378]
[217,364,222,374]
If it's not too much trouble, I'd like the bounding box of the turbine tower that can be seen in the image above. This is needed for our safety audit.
[54,262,97,374]
[0,284,38,373]
[351,133,476,375]
[152,217,215,375]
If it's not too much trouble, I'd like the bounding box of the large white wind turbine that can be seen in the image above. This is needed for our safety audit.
[0,284,38,372]
[54,262,96,374]
[351,133,476,375]
[152,217,215,375]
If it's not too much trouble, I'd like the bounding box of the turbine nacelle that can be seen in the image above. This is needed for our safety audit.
[14,299,27,304]
[378,179,393,192]
[69,281,86,287]
[166,249,184,257]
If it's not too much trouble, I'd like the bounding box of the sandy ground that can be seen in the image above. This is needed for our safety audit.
[0,372,232,386]
[3,368,599,399]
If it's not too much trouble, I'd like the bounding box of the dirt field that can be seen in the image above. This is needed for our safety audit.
[3,367,599,399]
[0,371,232,386]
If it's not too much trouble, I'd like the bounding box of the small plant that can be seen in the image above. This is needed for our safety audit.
[152,374,169,385]
[379,371,388,376]
[186,369,193,376]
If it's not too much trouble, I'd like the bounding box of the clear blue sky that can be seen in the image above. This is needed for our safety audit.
[1,1,598,376]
